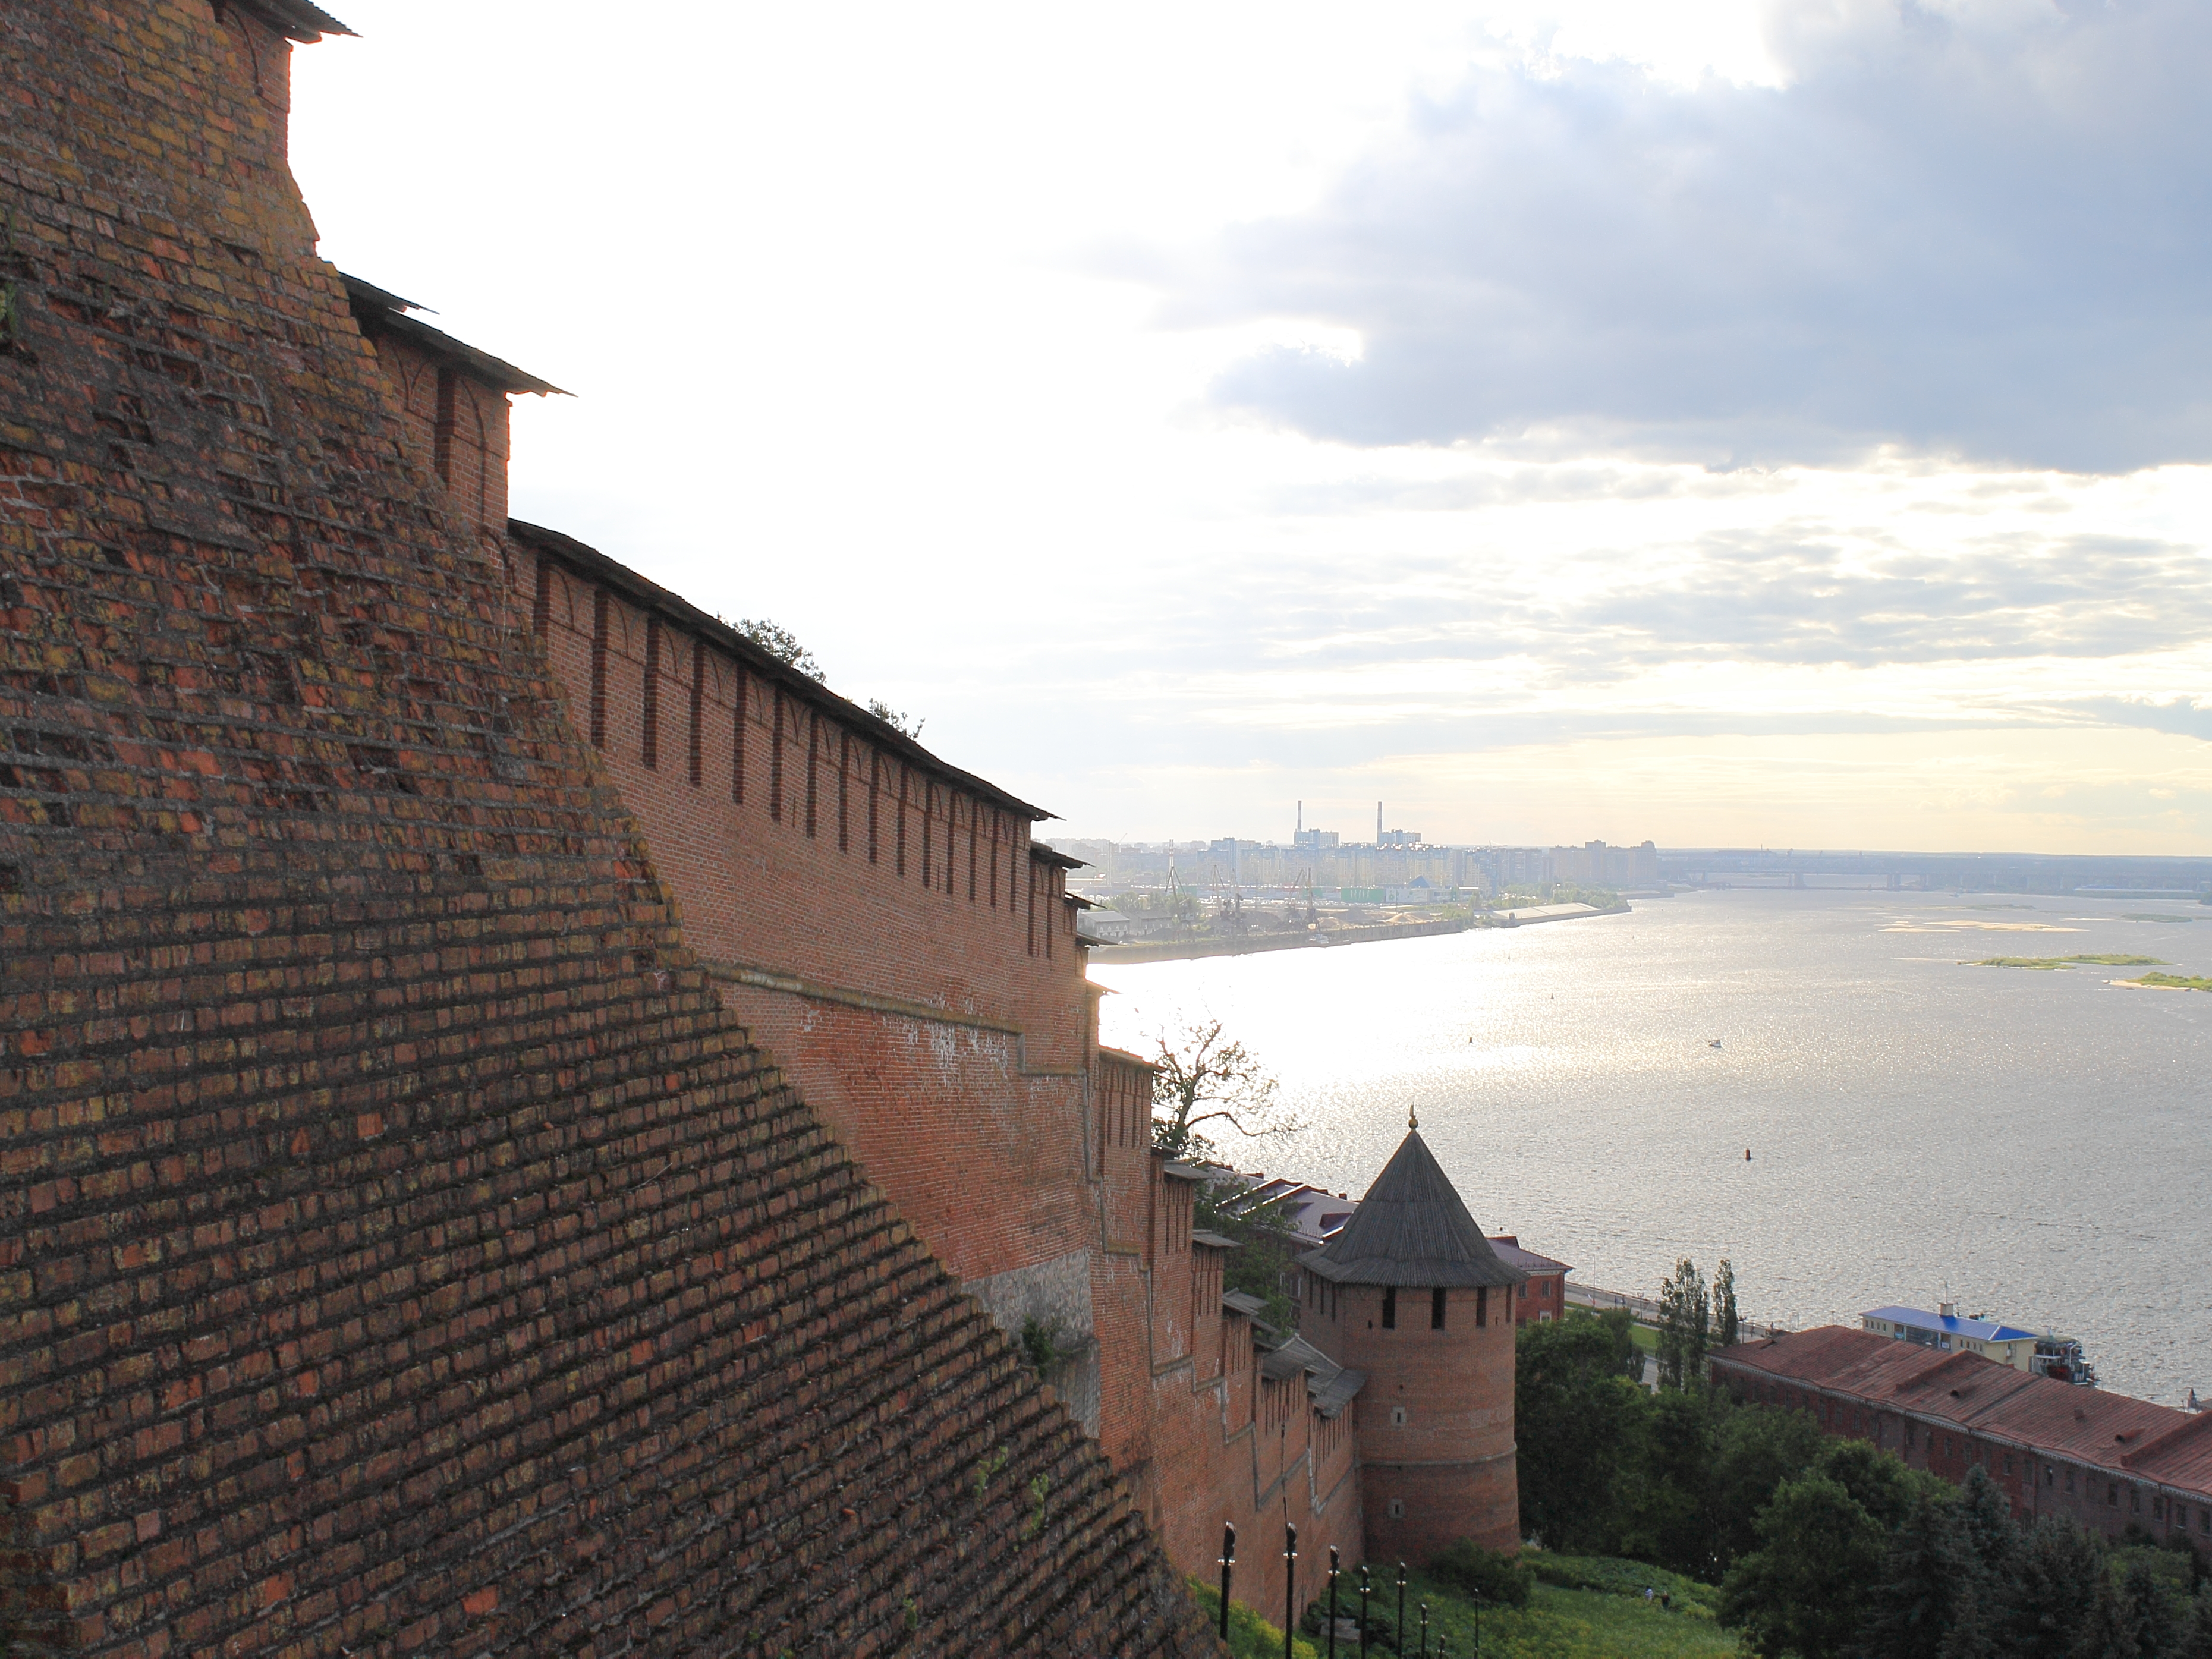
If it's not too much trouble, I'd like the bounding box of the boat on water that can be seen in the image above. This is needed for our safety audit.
[1862,1302,2098,1386]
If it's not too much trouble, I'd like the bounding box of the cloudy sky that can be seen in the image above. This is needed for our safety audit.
[293,1,2212,852]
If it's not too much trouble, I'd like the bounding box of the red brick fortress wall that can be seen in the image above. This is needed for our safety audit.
[0,4,1219,1654]
[357,329,511,543]
[1310,1283,1520,1561]
[501,526,1107,1411]
[475,525,1393,1602]
[326,24,1389,1623]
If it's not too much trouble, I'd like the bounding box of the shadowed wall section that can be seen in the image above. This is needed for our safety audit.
[0,2,1218,1654]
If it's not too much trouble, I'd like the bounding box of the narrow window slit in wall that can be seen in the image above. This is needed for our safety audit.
[1027,859,1036,955]
[921,781,933,884]
[433,364,456,483]
[967,795,977,900]
[867,750,880,862]
[1382,1287,1397,1329]
[1477,1286,1489,1328]
[641,616,661,769]
[989,813,1000,907]
[1432,1287,1447,1330]
[469,391,489,525]
[770,692,784,821]
[589,588,609,749]
[838,731,850,851]
[731,671,747,804]
[895,767,908,877]
[688,640,704,786]
[805,712,819,838]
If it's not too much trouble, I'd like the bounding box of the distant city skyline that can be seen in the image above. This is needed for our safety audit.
[296,2,2212,853]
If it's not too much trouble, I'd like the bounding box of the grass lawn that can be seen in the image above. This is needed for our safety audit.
[1195,1554,1738,1659]
[1392,1558,1737,1659]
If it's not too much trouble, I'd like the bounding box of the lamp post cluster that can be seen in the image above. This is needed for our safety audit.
[1216,1529,1482,1659]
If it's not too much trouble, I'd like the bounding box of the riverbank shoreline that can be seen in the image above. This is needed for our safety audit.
[1085,902,1629,965]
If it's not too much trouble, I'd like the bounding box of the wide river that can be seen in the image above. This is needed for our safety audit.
[1092,889,2212,1406]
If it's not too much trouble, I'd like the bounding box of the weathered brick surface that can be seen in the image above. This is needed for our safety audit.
[0,3,1221,1654]
[1307,1283,1520,1561]
[503,527,1096,1300]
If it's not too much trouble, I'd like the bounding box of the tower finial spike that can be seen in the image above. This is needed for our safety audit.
[1408,1107,1418,1131]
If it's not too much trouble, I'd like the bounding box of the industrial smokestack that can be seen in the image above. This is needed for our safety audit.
[1376,801,1383,843]
[1297,799,1302,838]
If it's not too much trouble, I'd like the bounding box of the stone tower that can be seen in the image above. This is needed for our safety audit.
[1299,1126,1527,1563]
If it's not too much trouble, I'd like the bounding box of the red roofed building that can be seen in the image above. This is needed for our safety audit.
[1487,1236,1571,1324]
[1713,1328,2212,1555]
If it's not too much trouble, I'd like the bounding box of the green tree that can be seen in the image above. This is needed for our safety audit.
[1952,1465,2020,1590]
[2004,1516,2105,1659]
[1622,1384,1727,1576]
[863,697,924,740]
[1936,1583,2000,1659]
[2177,1586,2212,1659]
[1814,1435,1943,1532]
[1194,1177,1299,1328]
[1149,1018,1297,1160]
[1719,1472,1887,1659]
[1514,1311,1650,1553]
[1706,1399,1827,1570]
[737,618,826,681]
[1714,1257,1741,1348]
[1656,1258,1710,1389]
[2074,1559,2177,1659]
[1854,1489,1979,1659]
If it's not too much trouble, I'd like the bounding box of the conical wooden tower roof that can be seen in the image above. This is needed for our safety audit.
[1302,1128,1525,1288]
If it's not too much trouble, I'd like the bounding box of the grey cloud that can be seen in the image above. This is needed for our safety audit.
[2052,697,2212,741]
[1116,526,2212,685]
[1545,532,2212,670]
[1150,1,2212,471]
[986,698,2034,777]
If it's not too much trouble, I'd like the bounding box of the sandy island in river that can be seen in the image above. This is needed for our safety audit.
[2113,972,2212,992]
[1971,955,2163,971]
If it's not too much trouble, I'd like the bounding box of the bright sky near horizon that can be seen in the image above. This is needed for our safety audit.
[291,1,2212,853]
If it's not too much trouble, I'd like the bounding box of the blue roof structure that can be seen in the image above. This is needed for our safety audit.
[1864,1305,2040,1344]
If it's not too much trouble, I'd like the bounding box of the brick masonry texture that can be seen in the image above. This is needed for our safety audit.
[500,523,1097,1304]
[0,4,1222,1655]
[1306,1284,1519,1562]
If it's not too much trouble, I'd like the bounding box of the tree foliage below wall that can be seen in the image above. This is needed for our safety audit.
[1516,1317,2212,1657]
[1194,1178,1298,1330]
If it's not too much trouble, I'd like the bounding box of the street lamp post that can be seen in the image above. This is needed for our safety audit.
[1326,1547,1341,1659]
[1217,1523,1236,1644]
